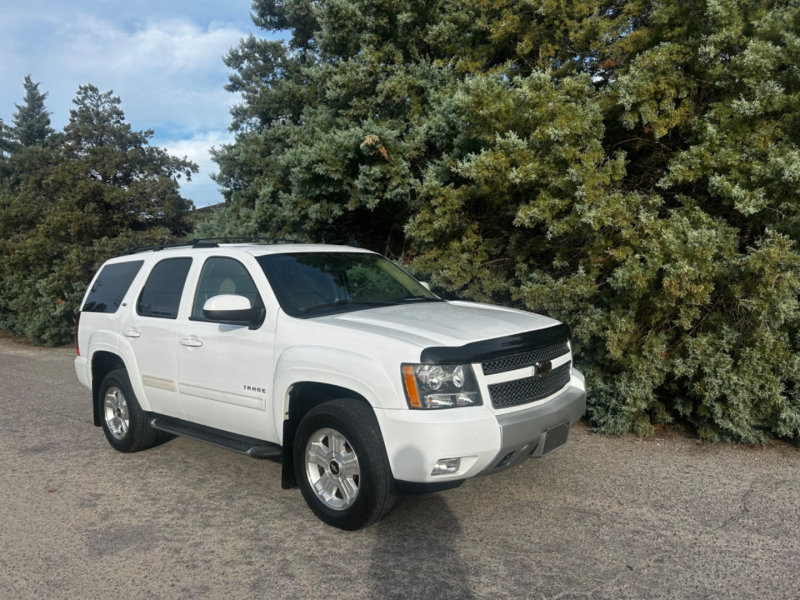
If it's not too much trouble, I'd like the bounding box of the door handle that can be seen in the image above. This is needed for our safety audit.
[180,338,203,348]
[123,329,141,338]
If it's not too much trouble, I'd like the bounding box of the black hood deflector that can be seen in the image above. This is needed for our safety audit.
[420,323,571,364]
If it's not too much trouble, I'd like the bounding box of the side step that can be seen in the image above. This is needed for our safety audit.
[150,416,281,459]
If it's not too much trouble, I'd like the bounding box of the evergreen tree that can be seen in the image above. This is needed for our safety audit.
[0,84,197,345]
[202,0,800,442]
[7,75,54,151]
[0,119,12,158]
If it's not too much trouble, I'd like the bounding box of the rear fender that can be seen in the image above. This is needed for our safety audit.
[109,335,150,412]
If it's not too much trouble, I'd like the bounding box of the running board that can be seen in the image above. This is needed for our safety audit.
[150,416,281,459]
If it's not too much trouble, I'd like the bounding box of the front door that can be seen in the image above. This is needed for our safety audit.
[176,256,277,442]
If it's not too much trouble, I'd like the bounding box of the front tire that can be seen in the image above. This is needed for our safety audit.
[294,399,396,530]
[99,369,157,453]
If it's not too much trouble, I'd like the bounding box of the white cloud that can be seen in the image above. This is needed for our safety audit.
[0,8,267,206]
[160,130,233,207]
[34,17,245,133]
[62,18,239,73]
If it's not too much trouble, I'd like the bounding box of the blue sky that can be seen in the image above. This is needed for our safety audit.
[0,0,283,206]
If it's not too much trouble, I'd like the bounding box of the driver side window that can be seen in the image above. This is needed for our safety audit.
[192,257,261,321]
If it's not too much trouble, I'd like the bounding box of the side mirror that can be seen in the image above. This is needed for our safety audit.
[203,295,264,328]
[420,282,431,291]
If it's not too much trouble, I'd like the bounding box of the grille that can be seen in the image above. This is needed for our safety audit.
[481,341,570,376]
[488,362,572,409]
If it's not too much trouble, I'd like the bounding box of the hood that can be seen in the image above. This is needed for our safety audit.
[314,300,560,349]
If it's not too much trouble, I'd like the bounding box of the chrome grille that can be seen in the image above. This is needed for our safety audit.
[488,362,572,409]
[481,341,569,376]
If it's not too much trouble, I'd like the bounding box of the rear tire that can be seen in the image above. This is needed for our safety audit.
[294,399,396,530]
[99,369,157,453]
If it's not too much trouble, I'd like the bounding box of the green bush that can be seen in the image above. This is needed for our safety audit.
[203,0,800,442]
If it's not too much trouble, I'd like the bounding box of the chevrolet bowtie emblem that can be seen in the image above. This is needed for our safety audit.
[534,360,552,377]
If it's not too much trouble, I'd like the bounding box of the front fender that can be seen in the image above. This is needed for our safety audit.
[272,345,403,441]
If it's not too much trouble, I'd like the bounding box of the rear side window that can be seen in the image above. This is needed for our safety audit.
[192,257,261,320]
[137,258,193,319]
[83,261,144,314]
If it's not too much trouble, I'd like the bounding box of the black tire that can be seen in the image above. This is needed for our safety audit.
[294,399,396,530]
[99,369,157,453]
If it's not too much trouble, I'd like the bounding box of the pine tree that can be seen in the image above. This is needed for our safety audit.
[7,75,54,151]
[0,119,11,158]
[0,84,197,345]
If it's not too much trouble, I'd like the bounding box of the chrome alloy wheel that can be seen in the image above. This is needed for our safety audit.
[103,386,130,440]
[305,427,361,510]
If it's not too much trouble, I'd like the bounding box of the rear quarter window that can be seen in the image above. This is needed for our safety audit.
[82,261,144,314]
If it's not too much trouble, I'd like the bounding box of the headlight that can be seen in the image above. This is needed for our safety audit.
[402,364,483,409]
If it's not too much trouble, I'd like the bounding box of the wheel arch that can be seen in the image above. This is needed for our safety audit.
[273,345,402,489]
[90,351,128,427]
[280,382,374,490]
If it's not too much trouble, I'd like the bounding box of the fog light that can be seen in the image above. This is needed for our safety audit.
[431,458,460,476]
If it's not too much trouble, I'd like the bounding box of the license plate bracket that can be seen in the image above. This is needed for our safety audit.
[541,420,571,455]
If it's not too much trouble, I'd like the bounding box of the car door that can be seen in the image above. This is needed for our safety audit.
[176,255,278,442]
[120,256,193,420]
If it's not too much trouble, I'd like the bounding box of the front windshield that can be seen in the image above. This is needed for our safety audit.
[256,252,441,317]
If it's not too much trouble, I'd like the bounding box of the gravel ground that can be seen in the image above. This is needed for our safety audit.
[0,334,798,599]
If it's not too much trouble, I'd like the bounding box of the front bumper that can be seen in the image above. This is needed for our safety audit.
[375,369,586,486]
[480,372,586,475]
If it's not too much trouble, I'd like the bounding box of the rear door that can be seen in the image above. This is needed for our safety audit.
[120,257,193,420]
[176,255,278,442]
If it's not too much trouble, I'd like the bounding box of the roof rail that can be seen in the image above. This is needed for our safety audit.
[118,237,305,256]
[193,237,305,245]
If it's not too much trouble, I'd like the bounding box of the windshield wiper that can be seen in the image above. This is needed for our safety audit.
[300,299,398,313]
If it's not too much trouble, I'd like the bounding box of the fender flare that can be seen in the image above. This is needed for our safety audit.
[87,332,129,426]
[113,335,151,412]
[87,330,151,414]
[272,345,402,441]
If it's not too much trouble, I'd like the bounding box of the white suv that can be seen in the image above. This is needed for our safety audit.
[74,239,586,529]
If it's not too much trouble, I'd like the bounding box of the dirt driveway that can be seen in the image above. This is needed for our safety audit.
[1,335,798,599]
